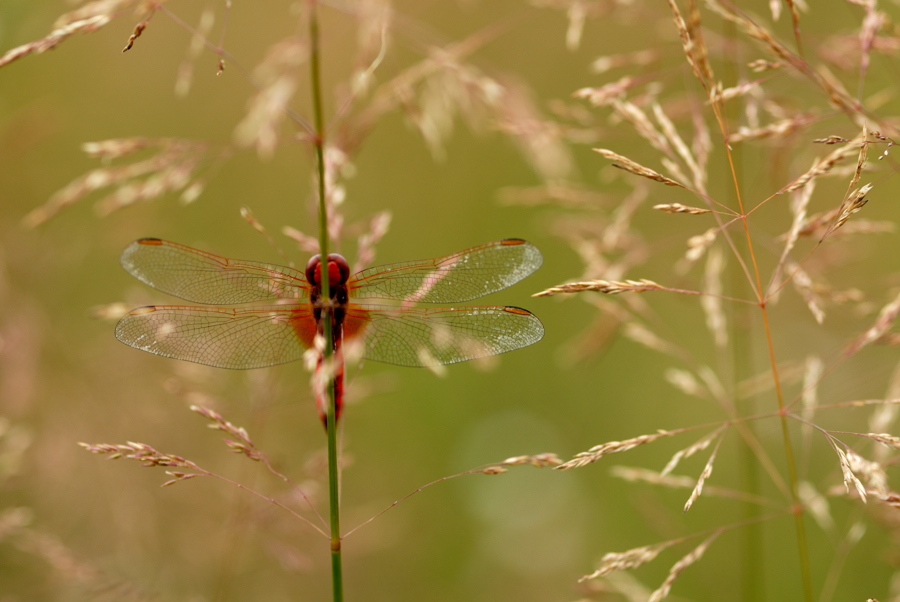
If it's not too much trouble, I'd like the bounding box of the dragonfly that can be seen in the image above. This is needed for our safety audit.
[115,238,544,425]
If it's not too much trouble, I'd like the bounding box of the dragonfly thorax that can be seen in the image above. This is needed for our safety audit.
[306,253,351,331]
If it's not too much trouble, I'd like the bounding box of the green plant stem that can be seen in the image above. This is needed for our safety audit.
[718,94,813,602]
[308,2,343,601]
[757,306,812,601]
[719,19,762,599]
[732,302,763,602]
[729,170,763,602]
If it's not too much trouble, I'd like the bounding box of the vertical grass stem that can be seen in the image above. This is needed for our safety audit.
[719,19,763,599]
[714,95,813,602]
[308,2,343,600]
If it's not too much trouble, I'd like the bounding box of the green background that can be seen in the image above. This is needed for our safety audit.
[2,1,899,601]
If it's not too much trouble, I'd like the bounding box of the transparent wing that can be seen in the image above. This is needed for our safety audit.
[345,304,544,367]
[115,304,314,369]
[121,238,309,304]
[348,239,542,303]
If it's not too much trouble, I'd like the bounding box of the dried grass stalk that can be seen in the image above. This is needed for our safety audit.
[779,181,815,268]
[729,114,815,143]
[622,322,684,358]
[565,2,587,50]
[793,207,840,239]
[661,426,725,477]
[613,466,698,489]
[830,183,873,233]
[282,226,321,254]
[478,466,507,475]
[234,37,308,159]
[574,76,636,106]
[648,531,720,602]
[737,360,806,399]
[54,0,147,27]
[602,183,648,252]
[879,493,900,510]
[395,53,573,178]
[786,260,825,324]
[859,3,884,82]
[534,279,663,297]
[591,50,660,74]
[495,79,575,181]
[845,290,900,357]
[665,0,708,88]
[609,100,673,156]
[652,103,701,188]
[79,441,200,471]
[0,16,112,68]
[801,355,824,436]
[684,227,717,263]
[611,466,764,504]
[191,405,263,461]
[691,110,712,190]
[665,368,707,399]
[581,539,679,581]
[660,157,693,190]
[556,430,674,470]
[23,138,207,227]
[697,366,728,405]
[849,123,869,192]
[594,149,685,188]
[702,247,726,349]
[499,453,562,468]
[870,369,900,463]
[783,135,864,193]
[354,211,393,272]
[122,14,151,53]
[683,442,720,512]
[847,449,888,499]
[837,220,895,235]
[685,0,713,82]
[710,80,761,103]
[175,8,216,97]
[351,0,391,95]
[82,138,156,161]
[815,135,850,144]
[832,442,868,503]
[748,59,782,72]
[830,399,900,409]
[784,0,801,45]
[798,481,834,531]
[867,433,900,450]
[816,65,858,117]
[706,1,802,70]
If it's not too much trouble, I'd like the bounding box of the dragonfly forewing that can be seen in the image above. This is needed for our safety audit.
[348,239,542,304]
[121,238,309,305]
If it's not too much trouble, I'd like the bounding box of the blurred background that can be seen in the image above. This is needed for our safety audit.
[2,1,900,601]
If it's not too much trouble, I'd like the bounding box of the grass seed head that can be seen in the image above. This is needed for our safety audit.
[653,203,711,215]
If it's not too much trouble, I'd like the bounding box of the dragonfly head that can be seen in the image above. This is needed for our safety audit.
[305,253,350,287]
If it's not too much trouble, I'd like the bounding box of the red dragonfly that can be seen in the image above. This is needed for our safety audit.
[115,238,543,424]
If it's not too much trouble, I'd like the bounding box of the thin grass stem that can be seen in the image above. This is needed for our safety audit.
[708,65,814,601]
[308,2,343,600]
[719,19,764,593]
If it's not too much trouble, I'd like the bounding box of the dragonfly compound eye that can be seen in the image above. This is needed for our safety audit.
[327,254,350,284]
[305,254,323,285]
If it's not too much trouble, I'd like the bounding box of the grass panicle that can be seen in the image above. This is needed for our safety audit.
[6,1,900,601]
